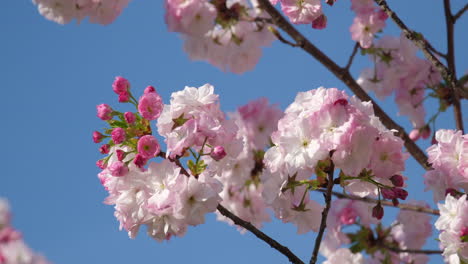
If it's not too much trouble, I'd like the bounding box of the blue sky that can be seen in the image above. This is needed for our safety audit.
[2,1,468,263]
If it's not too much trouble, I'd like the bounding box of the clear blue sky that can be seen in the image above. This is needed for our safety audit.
[2,1,467,263]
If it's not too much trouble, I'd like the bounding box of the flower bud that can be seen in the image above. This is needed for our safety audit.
[144,85,156,94]
[124,112,136,124]
[118,91,130,103]
[112,76,130,94]
[93,131,104,143]
[96,104,113,121]
[116,149,125,161]
[312,14,327,30]
[390,175,404,187]
[409,129,420,141]
[210,146,227,161]
[111,127,126,144]
[420,126,431,139]
[133,154,148,168]
[137,135,160,159]
[381,188,396,200]
[99,144,110,154]
[393,188,408,200]
[108,161,128,177]
[96,159,107,169]
[372,203,384,220]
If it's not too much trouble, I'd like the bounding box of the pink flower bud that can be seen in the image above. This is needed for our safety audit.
[108,161,129,177]
[381,188,396,200]
[133,154,148,168]
[124,112,136,124]
[99,144,110,154]
[460,226,468,237]
[111,127,126,144]
[409,129,420,141]
[144,85,156,94]
[97,104,113,121]
[210,146,227,161]
[312,14,327,30]
[372,203,384,220]
[138,92,163,120]
[393,188,408,200]
[118,91,130,103]
[390,175,404,187]
[112,76,130,94]
[116,149,125,161]
[96,159,107,169]
[421,126,431,139]
[137,135,160,159]
[93,131,104,143]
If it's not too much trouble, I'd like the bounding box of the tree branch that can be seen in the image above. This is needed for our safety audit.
[453,3,468,21]
[383,245,443,255]
[345,43,360,71]
[444,0,464,133]
[314,189,440,216]
[217,204,305,264]
[257,0,431,170]
[309,161,335,264]
[373,0,468,100]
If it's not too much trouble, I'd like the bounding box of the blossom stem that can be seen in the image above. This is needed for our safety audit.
[217,204,305,264]
[382,245,443,255]
[345,43,360,71]
[315,189,440,215]
[453,3,468,22]
[257,0,432,170]
[309,160,335,264]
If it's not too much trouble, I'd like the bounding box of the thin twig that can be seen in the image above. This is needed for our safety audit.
[444,0,465,133]
[309,161,335,264]
[315,189,440,216]
[345,43,360,71]
[453,3,468,21]
[373,0,468,99]
[257,0,431,170]
[426,41,447,58]
[383,245,443,255]
[217,204,305,264]
[269,26,304,47]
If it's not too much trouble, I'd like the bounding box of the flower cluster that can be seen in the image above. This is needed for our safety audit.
[320,199,432,264]
[435,194,468,264]
[0,199,51,264]
[357,34,442,132]
[32,0,131,25]
[349,0,387,48]
[424,129,468,201]
[262,87,409,233]
[166,0,275,73]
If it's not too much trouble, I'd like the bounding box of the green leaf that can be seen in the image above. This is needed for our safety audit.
[172,113,189,130]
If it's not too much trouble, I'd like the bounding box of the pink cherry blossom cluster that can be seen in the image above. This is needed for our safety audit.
[166,0,275,73]
[95,77,228,241]
[358,34,442,133]
[435,194,468,264]
[424,129,468,202]
[271,0,328,29]
[349,0,387,48]
[320,199,432,264]
[261,87,409,233]
[0,199,51,264]
[209,98,283,230]
[32,0,131,25]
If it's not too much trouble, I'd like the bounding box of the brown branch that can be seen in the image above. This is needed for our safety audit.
[257,0,431,170]
[444,0,465,133]
[373,0,468,100]
[217,204,305,264]
[383,245,443,255]
[453,3,468,21]
[315,189,440,216]
[345,43,360,71]
[309,161,335,264]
